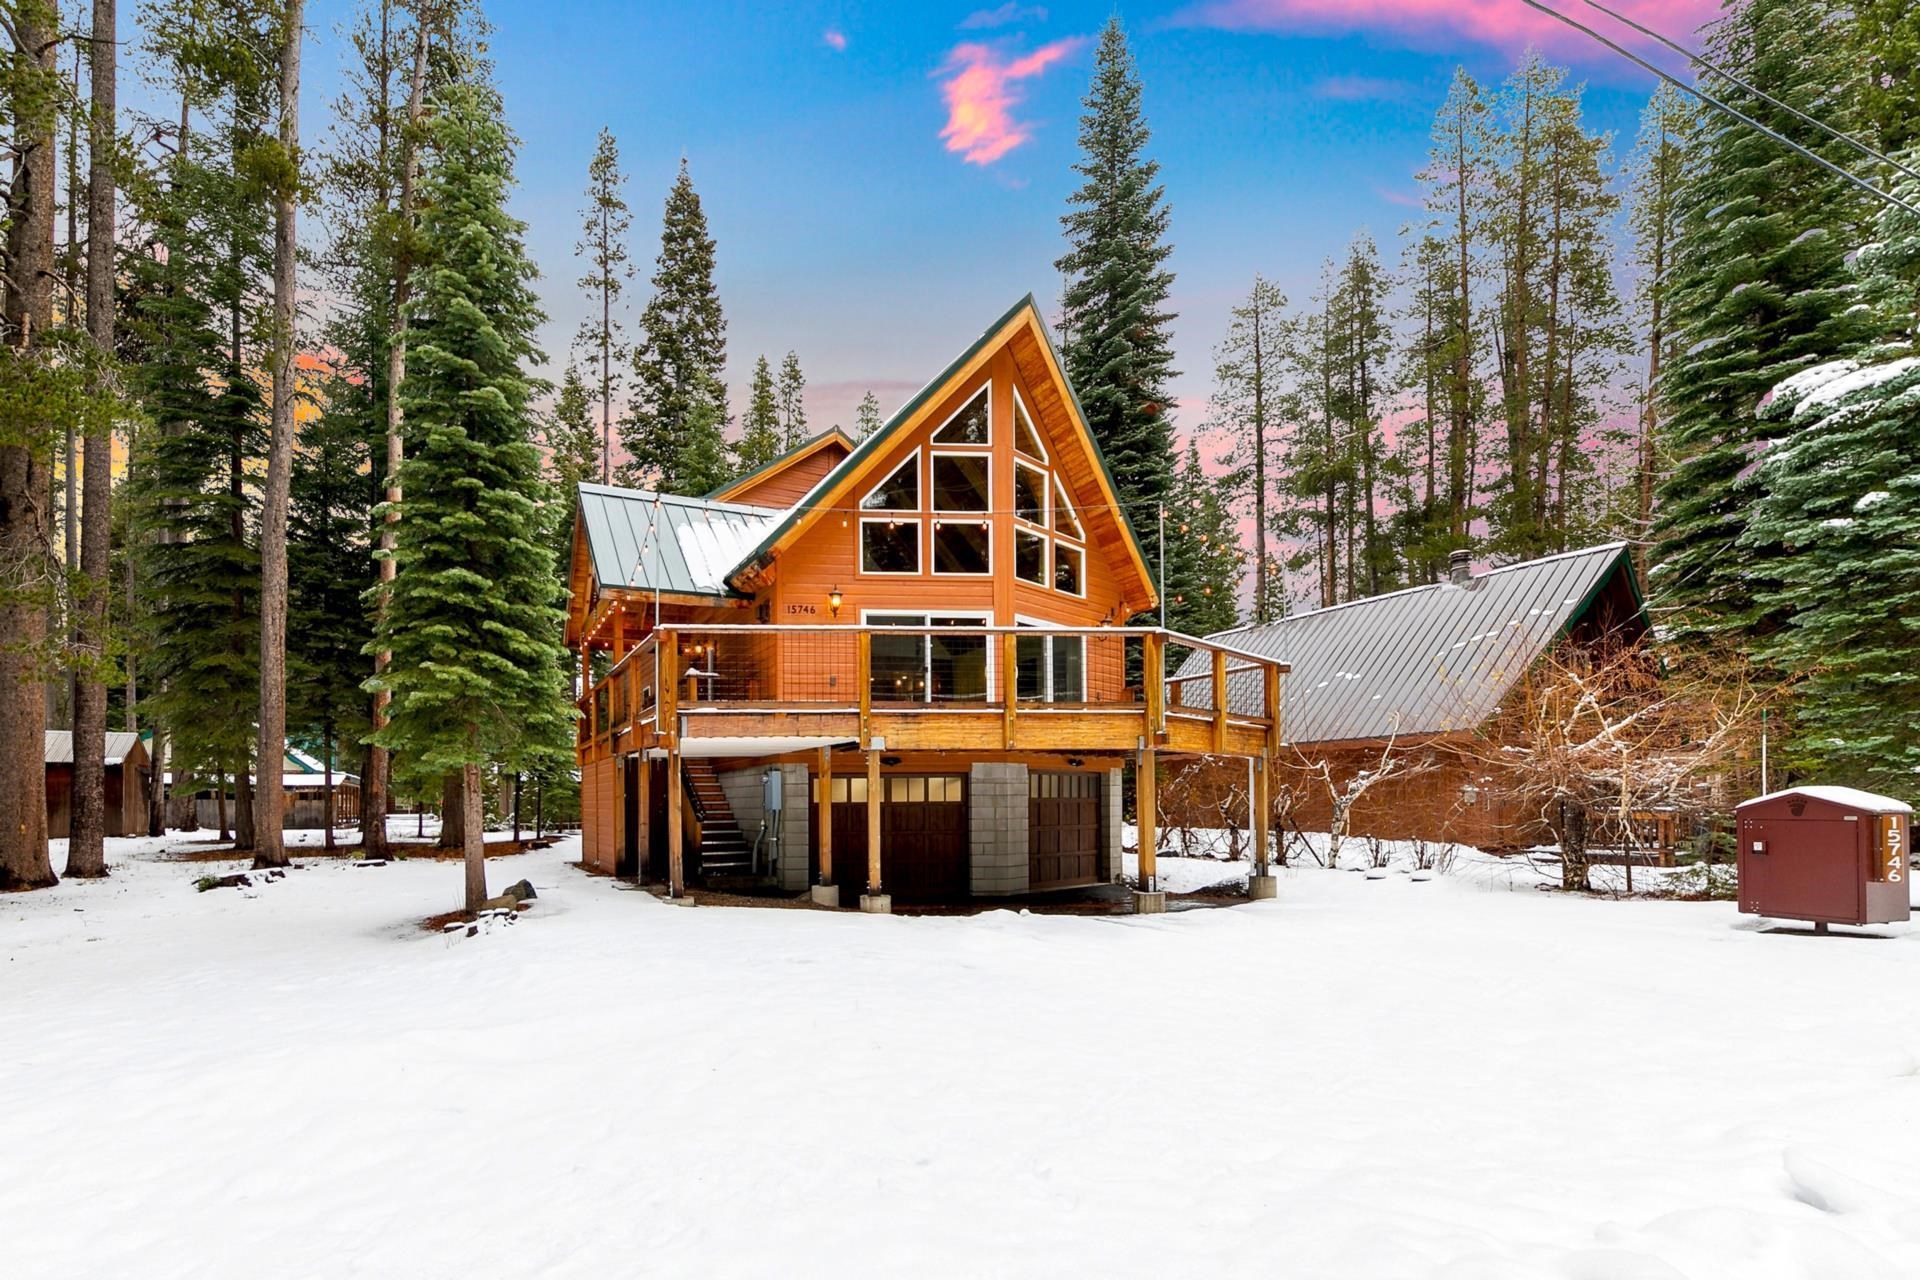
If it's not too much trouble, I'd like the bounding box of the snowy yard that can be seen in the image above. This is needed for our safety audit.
[6,830,1920,1279]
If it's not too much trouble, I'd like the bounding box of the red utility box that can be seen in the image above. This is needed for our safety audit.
[1736,787,1911,929]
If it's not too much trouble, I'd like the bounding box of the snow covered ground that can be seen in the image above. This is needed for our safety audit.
[6,827,1920,1279]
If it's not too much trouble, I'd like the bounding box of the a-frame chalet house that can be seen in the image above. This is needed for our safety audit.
[566,296,1287,911]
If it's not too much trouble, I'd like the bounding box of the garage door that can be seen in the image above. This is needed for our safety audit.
[813,774,969,904]
[1029,771,1100,891]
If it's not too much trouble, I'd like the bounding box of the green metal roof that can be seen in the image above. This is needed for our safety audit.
[576,483,780,599]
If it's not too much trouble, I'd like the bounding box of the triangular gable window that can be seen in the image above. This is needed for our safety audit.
[932,385,990,445]
[1012,390,1046,462]
[861,451,919,511]
[1053,477,1083,541]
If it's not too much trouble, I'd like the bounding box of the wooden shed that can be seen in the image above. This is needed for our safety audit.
[44,731,151,839]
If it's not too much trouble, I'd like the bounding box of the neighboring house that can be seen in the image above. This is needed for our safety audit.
[1169,543,1648,851]
[567,296,1287,909]
[163,745,362,832]
[44,731,150,839]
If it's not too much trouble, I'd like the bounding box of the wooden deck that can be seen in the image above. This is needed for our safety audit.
[576,623,1286,764]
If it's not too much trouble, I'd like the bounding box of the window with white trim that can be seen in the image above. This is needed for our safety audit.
[1014,621,1086,703]
[861,452,919,511]
[860,518,919,574]
[931,520,991,575]
[866,612,992,703]
[931,453,990,512]
[932,384,990,445]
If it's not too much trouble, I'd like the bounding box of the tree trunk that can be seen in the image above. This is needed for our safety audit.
[0,1,59,890]
[463,759,486,912]
[322,722,335,852]
[366,14,435,863]
[147,719,166,836]
[439,773,464,848]
[508,771,521,843]
[66,0,119,879]
[217,773,229,843]
[235,765,254,851]
[1558,802,1591,892]
[253,0,301,871]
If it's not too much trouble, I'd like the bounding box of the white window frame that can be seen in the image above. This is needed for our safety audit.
[857,515,922,577]
[929,449,994,514]
[1013,615,1086,703]
[859,447,922,512]
[1052,540,1087,599]
[930,381,992,447]
[1052,475,1084,543]
[1010,384,1047,462]
[1013,526,1048,587]
[861,609,995,704]
[930,519,993,576]
[1013,458,1049,528]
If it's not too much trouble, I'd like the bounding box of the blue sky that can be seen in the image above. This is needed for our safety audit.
[289,0,1715,435]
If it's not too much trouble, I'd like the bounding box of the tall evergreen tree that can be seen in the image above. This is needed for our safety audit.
[575,126,630,484]
[853,389,883,440]
[1625,83,1697,572]
[736,353,781,473]
[1651,0,1875,646]
[1163,441,1242,637]
[1744,152,1920,799]
[1056,17,1178,538]
[369,76,569,911]
[775,349,807,448]
[1209,274,1287,621]
[621,157,726,493]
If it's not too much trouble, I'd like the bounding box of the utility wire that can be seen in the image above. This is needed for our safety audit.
[1575,0,1920,187]
[1516,0,1920,220]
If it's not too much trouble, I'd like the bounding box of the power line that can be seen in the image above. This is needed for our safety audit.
[1575,0,1920,187]
[1515,0,1920,220]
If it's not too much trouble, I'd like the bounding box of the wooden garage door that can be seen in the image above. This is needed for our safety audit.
[1030,771,1100,891]
[813,774,969,904]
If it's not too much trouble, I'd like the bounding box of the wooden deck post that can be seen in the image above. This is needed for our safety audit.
[1002,631,1018,748]
[1144,632,1165,741]
[1135,747,1163,912]
[857,630,872,746]
[666,743,685,899]
[635,752,650,882]
[861,749,889,913]
[811,747,837,907]
[1211,648,1229,754]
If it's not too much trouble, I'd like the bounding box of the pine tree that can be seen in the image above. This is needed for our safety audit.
[1651,0,1876,647]
[575,126,631,484]
[735,353,781,473]
[776,349,807,448]
[621,158,726,493]
[1056,17,1178,538]
[1857,2,1920,154]
[1163,440,1242,637]
[1209,274,1288,621]
[1416,67,1491,552]
[1625,83,1697,572]
[853,389,883,440]
[1744,152,1920,798]
[370,76,569,911]
[288,361,373,852]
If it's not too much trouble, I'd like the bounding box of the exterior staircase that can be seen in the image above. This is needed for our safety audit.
[684,761,753,879]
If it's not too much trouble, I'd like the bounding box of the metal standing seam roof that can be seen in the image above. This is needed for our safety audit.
[576,484,783,599]
[1174,543,1639,745]
[45,730,143,765]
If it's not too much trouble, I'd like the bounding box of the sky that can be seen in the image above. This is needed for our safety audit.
[280,0,1720,446]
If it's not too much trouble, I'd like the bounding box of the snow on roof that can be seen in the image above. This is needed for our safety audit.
[44,730,143,765]
[1736,786,1912,814]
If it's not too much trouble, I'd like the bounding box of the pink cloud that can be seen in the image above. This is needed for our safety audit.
[1371,183,1423,209]
[960,3,1049,28]
[822,28,848,51]
[937,38,1084,165]
[1175,0,1718,59]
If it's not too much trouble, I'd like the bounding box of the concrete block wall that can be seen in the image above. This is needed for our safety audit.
[969,762,1029,897]
[717,764,811,890]
[1103,766,1124,882]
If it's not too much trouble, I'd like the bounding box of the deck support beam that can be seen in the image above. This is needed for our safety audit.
[666,742,686,900]
[1249,754,1276,900]
[635,752,650,882]
[1134,746,1164,913]
[861,749,889,914]
[811,747,837,906]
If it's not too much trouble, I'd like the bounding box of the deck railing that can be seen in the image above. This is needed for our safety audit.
[580,623,1285,759]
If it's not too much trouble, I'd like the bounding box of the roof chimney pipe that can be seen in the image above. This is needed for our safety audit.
[1449,549,1472,585]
